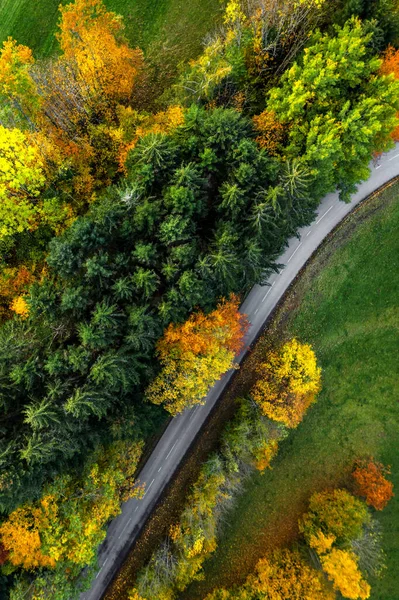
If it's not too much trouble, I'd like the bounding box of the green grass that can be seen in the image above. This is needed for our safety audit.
[0,0,223,95]
[183,183,399,600]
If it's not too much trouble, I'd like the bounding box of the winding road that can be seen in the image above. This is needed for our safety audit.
[82,145,399,600]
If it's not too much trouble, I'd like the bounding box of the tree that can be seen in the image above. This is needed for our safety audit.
[244,549,335,600]
[0,125,45,238]
[380,45,399,141]
[321,549,370,600]
[204,549,335,600]
[251,338,321,427]
[0,441,143,572]
[267,18,399,200]
[57,0,143,104]
[253,110,285,155]
[173,0,327,108]
[0,38,39,126]
[352,458,394,511]
[300,489,370,546]
[332,0,399,49]
[146,296,249,415]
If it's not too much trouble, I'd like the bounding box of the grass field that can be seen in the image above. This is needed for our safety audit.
[182,182,399,600]
[0,0,222,97]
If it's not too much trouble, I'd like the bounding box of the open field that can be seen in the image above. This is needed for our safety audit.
[0,0,222,97]
[182,182,399,600]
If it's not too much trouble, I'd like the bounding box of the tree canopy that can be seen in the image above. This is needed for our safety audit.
[267,18,399,200]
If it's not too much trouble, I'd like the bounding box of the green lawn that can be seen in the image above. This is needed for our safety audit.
[183,183,399,600]
[0,0,222,96]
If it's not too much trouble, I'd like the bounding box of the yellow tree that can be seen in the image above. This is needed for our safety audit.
[321,549,370,600]
[146,296,249,415]
[0,505,55,570]
[0,125,46,238]
[204,549,334,600]
[253,110,286,155]
[0,37,39,124]
[251,338,321,427]
[245,549,335,600]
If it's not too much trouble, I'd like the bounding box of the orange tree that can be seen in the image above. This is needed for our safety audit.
[352,458,394,511]
[380,45,399,141]
[57,0,143,107]
[146,296,249,415]
[251,338,321,428]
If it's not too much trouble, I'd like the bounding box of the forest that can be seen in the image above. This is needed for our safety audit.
[0,0,398,598]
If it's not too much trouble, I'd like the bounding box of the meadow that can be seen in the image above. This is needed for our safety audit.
[182,181,399,600]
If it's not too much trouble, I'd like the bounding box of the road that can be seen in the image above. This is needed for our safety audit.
[81,145,399,600]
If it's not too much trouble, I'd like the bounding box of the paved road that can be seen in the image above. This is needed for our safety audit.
[82,145,399,600]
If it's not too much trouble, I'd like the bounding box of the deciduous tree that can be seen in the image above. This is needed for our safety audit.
[321,549,370,600]
[0,441,143,571]
[245,549,335,600]
[57,0,143,104]
[380,45,399,141]
[352,458,394,511]
[146,296,249,414]
[251,338,321,427]
[0,125,45,238]
[300,489,370,547]
[267,18,399,200]
[204,549,335,600]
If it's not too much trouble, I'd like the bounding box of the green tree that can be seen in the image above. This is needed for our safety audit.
[268,18,399,200]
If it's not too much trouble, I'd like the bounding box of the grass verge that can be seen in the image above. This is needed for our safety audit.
[181,181,399,600]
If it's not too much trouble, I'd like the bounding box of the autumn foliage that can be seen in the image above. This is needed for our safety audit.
[352,458,394,511]
[321,549,370,600]
[380,45,399,141]
[251,338,321,428]
[253,110,286,155]
[0,441,143,571]
[0,125,46,238]
[117,104,185,170]
[300,488,370,545]
[300,488,373,600]
[0,0,146,220]
[204,549,334,600]
[57,0,143,103]
[244,549,334,600]
[146,296,249,415]
[0,38,38,119]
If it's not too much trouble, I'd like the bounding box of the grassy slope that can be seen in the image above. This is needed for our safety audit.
[183,183,399,600]
[0,0,222,95]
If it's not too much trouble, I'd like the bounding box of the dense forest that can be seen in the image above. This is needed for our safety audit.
[0,0,398,598]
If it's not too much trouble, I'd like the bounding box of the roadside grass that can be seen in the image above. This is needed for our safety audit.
[182,182,399,600]
[0,0,223,99]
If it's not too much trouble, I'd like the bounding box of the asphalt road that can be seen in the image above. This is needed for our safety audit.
[81,145,399,600]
